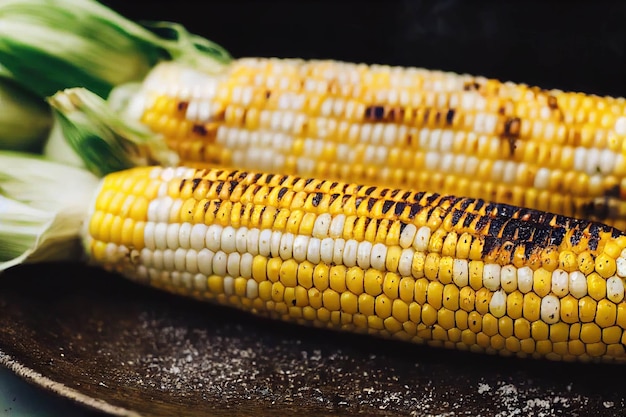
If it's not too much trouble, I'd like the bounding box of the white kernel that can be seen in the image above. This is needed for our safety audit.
[174,248,187,272]
[292,235,309,262]
[343,239,359,267]
[227,252,241,277]
[144,222,156,250]
[190,224,207,250]
[568,271,587,298]
[399,224,417,249]
[154,223,168,250]
[178,222,192,249]
[258,229,272,256]
[239,253,253,278]
[163,249,175,271]
[135,265,149,283]
[185,250,198,274]
[398,248,414,277]
[166,224,180,249]
[370,243,388,271]
[517,266,534,293]
[616,256,626,278]
[171,271,181,289]
[533,167,550,190]
[482,263,501,291]
[540,294,560,324]
[356,241,373,269]
[270,231,282,257]
[606,276,625,303]
[615,116,626,135]
[247,228,261,256]
[329,214,346,238]
[193,273,207,291]
[551,269,569,297]
[197,249,214,275]
[151,249,163,270]
[414,226,431,252]
[205,224,222,252]
[320,238,335,264]
[333,239,346,265]
[246,279,259,299]
[452,259,469,287]
[312,213,332,238]
[212,251,228,276]
[220,226,237,253]
[489,289,507,318]
[307,237,321,264]
[223,276,234,296]
[181,272,194,290]
[500,265,517,293]
[235,227,248,253]
[279,233,295,259]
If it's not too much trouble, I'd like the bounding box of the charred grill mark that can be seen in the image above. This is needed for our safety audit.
[502,117,521,155]
[179,179,187,192]
[451,208,465,226]
[463,81,482,91]
[228,181,238,194]
[408,203,421,219]
[367,198,377,211]
[445,109,455,125]
[191,178,202,192]
[395,202,407,216]
[401,191,413,200]
[277,187,289,200]
[311,192,323,207]
[192,124,208,136]
[177,101,189,112]
[382,200,394,214]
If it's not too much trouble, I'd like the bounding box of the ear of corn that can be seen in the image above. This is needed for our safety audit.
[83,163,626,363]
[50,59,626,229]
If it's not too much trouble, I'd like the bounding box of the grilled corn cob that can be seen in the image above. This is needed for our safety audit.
[5,151,626,363]
[82,165,626,362]
[101,59,626,231]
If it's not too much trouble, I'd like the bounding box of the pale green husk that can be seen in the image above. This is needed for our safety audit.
[0,76,52,152]
[47,87,178,177]
[0,0,232,98]
[0,151,99,271]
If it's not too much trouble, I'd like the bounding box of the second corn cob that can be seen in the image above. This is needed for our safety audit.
[83,162,626,363]
[103,59,626,230]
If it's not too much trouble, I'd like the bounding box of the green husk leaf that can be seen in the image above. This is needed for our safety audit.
[0,0,232,98]
[48,87,178,177]
[0,151,99,271]
[0,76,52,152]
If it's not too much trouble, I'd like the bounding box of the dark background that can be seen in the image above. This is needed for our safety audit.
[100,0,626,97]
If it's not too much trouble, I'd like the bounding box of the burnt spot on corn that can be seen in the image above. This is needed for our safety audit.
[311,192,323,207]
[367,198,378,211]
[192,123,208,136]
[191,178,202,192]
[177,101,189,112]
[179,178,187,192]
[277,187,289,200]
[364,105,385,121]
[463,81,482,91]
[382,200,394,214]
[445,109,455,125]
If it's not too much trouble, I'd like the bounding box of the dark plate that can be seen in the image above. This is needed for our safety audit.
[1,263,626,417]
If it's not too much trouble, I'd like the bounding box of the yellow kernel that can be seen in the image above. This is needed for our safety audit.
[329,265,348,293]
[595,253,617,279]
[409,302,421,323]
[617,302,626,328]
[384,316,403,334]
[459,286,475,312]
[271,282,285,302]
[522,292,541,322]
[340,291,358,314]
[558,250,578,272]
[586,272,606,301]
[411,251,426,279]
[421,304,437,326]
[383,272,401,299]
[533,268,552,297]
[461,329,477,347]
[455,310,469,330]
[317,307,331,323]
[294,286,309,307]
[442,284,460,310]
[531,321,549,341]
[313,263,330,290]
[358,293,375,315]
[540,246,559,272]
[424,253,440,280]
[606,343,626,358]
[437,308,455,330]
[514,318,531,339]
[580,322,602,344]
[469,260,484,290]
[298,262,314,289]
[506,291,524,319]
[375,294,393,319]
[498,316,514,338]
[596,299,617,328]
[579,296,597,322]
[577,251,595,275]
[549,322,569,343]
[267,257,282,283]
[364,269,384,296]
[468,311,482,333]
[308,287,323,309]
[427,281,444,310]
[258,280,273,301]
[586,342,607,357]
[604,240,622,259]
[602,326,623,344]
[438,256,454,284]
[207,275,224,294]
[475,288,492,315]
[414,278,429,304]
[392,299,409,322]
[535,340,553,355]
[346,267,364,295]
[568,339,586,356]
[385,246,403,272]
[279,259,298,287]
[560,295,579,324]
[505,337,521,353]
[482,314,498,337]
[520,338,535,354]
[399,277,415,303]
